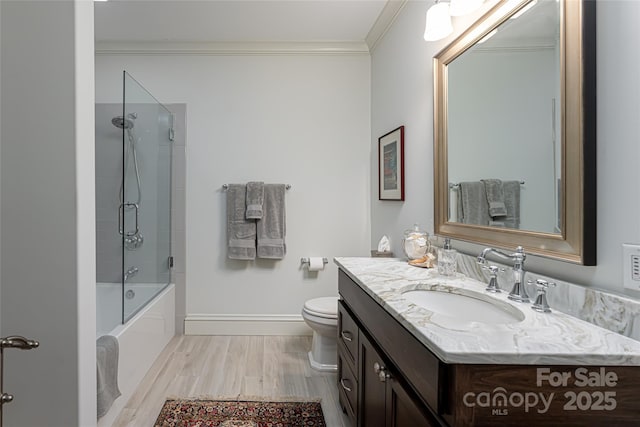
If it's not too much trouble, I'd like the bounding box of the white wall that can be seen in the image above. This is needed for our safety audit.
[0,1,96,426]
[96,52,371,330]
[371,0,640,296]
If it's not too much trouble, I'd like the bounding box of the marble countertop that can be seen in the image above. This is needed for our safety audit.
[335,257,640,365]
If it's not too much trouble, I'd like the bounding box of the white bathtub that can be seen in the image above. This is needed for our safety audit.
[97,282,175,427]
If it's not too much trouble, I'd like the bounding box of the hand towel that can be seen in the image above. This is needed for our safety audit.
[257,184,286,259]
[245,181,264,219]
[227,184,257,260]
[481,179,507,218]
[502,180,521,229]
[97,335,121,418]
[457,181,491,226]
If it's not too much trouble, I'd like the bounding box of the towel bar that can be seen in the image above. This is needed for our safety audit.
[222,183,291,191]
[449,181,524,189]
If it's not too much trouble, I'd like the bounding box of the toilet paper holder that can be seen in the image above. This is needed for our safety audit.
[300,257,328,268]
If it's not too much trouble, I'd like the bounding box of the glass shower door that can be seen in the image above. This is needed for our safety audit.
[122,71,172,323]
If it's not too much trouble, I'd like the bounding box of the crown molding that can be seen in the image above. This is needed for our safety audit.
[95,41,370,56]
[366,0,408,52]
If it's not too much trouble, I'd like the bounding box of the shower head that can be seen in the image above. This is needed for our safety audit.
[111,113,137,129]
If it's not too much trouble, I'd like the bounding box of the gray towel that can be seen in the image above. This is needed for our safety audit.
[97,335,121,419]
[227,184,257,260]
[481,179,507,217]
[502,180,521,229]
[257,184,286,259]
[245,181,264,219]
[457,181,491,226]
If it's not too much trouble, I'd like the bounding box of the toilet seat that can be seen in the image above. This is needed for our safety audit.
[303,297,338,319]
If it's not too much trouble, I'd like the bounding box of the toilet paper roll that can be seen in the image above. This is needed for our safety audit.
[308,257,325,272]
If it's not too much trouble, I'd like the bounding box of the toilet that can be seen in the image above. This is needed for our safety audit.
[302,296,338,372]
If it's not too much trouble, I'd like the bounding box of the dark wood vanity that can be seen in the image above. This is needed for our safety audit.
[337,269,640,426]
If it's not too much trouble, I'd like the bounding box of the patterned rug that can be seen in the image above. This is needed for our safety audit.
[154,397,327,427]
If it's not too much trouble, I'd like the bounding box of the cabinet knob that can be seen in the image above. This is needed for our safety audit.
[373,362,391,382]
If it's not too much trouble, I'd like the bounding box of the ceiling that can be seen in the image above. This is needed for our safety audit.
[94,0,390,44]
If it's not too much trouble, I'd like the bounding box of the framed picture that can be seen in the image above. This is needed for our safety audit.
[378,126,405,201]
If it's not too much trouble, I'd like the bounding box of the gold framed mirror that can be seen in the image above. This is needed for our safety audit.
[433,0,596,265]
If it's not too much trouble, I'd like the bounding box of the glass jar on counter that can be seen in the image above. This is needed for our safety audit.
[402,224,430,261]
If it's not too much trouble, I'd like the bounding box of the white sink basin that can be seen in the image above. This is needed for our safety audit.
[402,289,524,325]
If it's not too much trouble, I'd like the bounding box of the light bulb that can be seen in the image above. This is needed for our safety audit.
[424,2,453,42]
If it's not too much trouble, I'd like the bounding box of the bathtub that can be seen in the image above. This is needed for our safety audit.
[97,282,175,427]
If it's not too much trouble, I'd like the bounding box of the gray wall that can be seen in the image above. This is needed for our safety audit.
[0,1,96,426]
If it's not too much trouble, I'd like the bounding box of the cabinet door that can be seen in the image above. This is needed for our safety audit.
[386,376,439,427]
[358,331,387,427]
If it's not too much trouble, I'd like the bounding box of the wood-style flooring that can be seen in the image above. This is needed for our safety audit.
[112,335,350,427]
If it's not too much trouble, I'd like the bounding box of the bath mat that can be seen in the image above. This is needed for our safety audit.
[154,396,326,427]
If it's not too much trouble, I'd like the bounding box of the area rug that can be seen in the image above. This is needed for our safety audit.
[154,397,327,427]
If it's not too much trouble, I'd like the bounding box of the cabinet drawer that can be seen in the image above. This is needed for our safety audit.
[338,351,358,426]
[338,300,359,367]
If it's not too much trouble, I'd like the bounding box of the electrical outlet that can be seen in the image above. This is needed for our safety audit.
[623,244,640,290]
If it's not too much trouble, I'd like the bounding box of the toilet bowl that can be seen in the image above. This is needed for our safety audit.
[302,296,338,372]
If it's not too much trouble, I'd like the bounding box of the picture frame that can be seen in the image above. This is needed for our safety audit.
[378,126,405,201]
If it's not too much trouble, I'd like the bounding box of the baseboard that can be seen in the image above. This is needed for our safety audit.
[184,314,312,336]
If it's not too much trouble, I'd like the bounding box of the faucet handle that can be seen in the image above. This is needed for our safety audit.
[530,278,556,290]
[482,265,505,293]
[528,279,556,313]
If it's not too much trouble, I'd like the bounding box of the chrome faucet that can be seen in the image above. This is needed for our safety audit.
[477,246,529,303]
[124,266,138,282]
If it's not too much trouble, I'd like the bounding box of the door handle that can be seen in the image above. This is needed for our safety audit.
[1,334,39,427]
[0,336,39,350]
[119,203,139,236]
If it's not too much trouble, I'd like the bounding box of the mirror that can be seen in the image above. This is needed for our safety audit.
[433,0,596,265]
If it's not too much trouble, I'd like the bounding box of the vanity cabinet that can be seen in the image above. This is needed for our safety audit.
[337,265,640,426]
[338,270,444,427]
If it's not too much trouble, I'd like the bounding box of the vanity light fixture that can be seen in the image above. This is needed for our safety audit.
[424,0,485,42]
[424,1,453,42]
[449,0,485,17]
